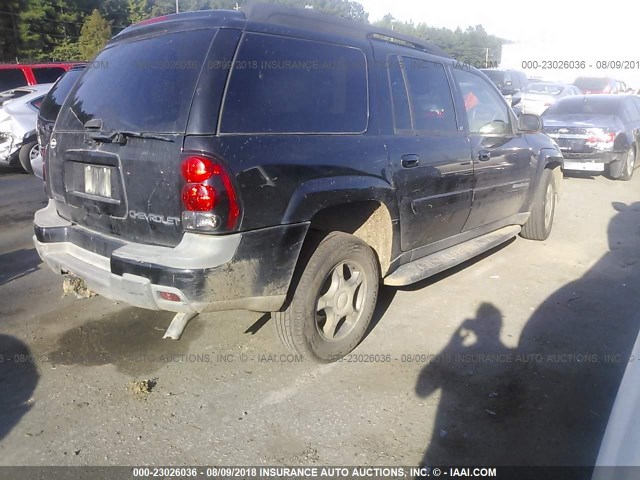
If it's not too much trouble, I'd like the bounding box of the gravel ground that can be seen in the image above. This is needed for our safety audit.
[1,165,640,468]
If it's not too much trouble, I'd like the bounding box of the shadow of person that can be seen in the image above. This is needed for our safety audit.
[514,201,640,466]
[416,303,515,466]
[0,335,39,441]
[415,201,640,469]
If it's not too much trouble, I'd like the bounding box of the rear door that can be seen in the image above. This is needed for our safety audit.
[452,67,534,230]
[48,28,222,247]
[384,54,474,251]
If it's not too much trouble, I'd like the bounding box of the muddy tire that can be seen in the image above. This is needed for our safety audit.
[619,145,636,181]
[18,141,38,174]
[273,232,379,363]
[521,168,557,241]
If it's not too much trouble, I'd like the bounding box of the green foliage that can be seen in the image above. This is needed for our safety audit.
[128,0,149,23]
[374,15,503,65]
[18,0,84,60]
[78,9,111,60]
[2,0,505,64]
[50,37,81,60]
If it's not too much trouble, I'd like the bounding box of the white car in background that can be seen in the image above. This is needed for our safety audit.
[514,82,582,116]
[0,83,52,173]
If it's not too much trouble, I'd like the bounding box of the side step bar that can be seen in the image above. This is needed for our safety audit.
[383,225,522,287]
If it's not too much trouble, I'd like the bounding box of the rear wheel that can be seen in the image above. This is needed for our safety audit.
[521,168,557,241]
[619,145,636,181]
[273,232,379,363]
[18,141,39,174]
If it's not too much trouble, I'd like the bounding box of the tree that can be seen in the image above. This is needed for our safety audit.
[50,37,81,60]
[0,0,23,61]
[128,0,149,23]
[372,17,504,65]
[19,0,82,60]
[78,9,111,60]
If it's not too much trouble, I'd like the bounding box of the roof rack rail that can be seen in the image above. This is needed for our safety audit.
[242,2,450,59]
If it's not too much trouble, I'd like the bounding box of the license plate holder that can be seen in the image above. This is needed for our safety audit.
[84,164,112,198]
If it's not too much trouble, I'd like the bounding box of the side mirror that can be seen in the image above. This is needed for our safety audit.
[518,113,542,133]
[512,106,523,117]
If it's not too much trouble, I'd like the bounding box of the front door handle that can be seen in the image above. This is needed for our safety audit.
[478,150,491,161]
[401,154,420,168]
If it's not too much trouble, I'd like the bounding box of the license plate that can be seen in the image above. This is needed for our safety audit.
[84,165,112,198]
[563,161,605,172]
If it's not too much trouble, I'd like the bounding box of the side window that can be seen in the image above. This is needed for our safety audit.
[401,57,457,133]
[387,56,411,131]
[453,68,512,135]
[0,69,28,91]
[32,67,66,84]
[221,34,368,134]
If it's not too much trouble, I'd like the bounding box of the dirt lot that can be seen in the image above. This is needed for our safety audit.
[1,164,640,468]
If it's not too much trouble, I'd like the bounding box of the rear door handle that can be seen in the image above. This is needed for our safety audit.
[401,154,420,168]
[478,150,491,161]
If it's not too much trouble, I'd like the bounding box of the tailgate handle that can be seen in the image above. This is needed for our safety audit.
[401,154,420,168]
[478,150,492,161]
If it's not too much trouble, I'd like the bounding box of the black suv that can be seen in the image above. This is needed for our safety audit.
[480,68,528,98]
[34,5,563,362]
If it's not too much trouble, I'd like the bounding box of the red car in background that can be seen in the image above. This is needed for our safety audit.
[0,63,78,92]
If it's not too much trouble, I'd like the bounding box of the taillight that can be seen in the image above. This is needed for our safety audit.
[180,154,240,232]
[181,156,215,183]
[182,184,215,211]
[586,130,616,149]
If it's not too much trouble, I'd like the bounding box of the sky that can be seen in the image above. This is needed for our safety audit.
[358,0,640,89]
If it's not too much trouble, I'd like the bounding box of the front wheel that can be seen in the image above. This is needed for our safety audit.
[521,168,557,241]
[273,232,380,363]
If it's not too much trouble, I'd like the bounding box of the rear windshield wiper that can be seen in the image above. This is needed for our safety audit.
[89,130,175,145]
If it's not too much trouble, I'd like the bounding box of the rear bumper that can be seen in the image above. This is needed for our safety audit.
[34,200,308,313]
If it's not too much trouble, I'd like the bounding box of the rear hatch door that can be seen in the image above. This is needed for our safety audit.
[49,28,218,247]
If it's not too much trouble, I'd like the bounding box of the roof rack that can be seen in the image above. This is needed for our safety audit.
[242,2,450,58]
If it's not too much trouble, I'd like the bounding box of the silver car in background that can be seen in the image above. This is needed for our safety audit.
[515,82,581,116]
[0,83,52,173]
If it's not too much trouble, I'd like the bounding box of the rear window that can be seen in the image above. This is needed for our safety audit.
[481,70,505,86]
[544,97,620,116]
[58,30,215,133]
[32,67,66,84]
[0,69,28,91]
[39,68,85,122]
[220,33,368,134]
[573,77,609,90]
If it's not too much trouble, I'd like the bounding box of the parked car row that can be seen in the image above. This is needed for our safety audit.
[543,95,640,179]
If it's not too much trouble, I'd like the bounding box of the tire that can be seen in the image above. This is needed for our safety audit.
[521,168,557,241]
[273,231,380,363]
[18,141,38,175]
[619,145,636,181]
